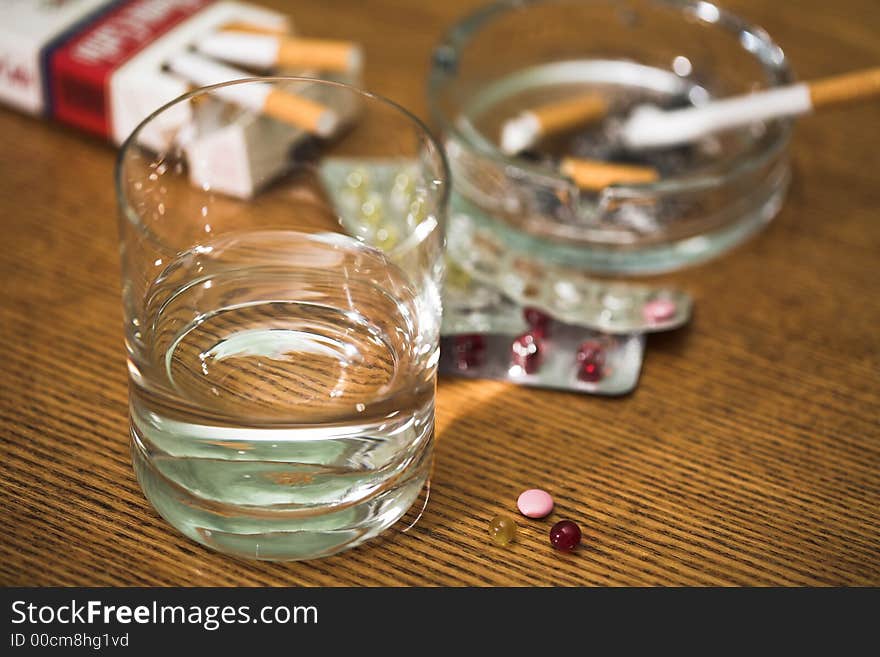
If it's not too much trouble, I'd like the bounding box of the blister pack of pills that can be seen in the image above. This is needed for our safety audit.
[441,266,645,395]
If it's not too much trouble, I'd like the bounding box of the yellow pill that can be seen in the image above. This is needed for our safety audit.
[488,515,517,546]
[445,259,471,289]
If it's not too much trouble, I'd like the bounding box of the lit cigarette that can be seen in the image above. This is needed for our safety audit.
[167,52,339,136]
[559,157,659,191]
[196,32,363,74]
[621,66,880,149]
[500,93,609,155]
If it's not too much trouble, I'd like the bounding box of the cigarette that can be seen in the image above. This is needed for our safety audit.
[220,20,289,35]
[559,157,659,191]
[196,32,363,74]
[500,93,609,155]
[621,66,880,150]
[166,52,339,136]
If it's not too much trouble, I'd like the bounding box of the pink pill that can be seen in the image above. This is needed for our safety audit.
[642,298,677,323]
[517,489,554,518]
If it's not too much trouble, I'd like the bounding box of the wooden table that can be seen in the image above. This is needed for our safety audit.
[2,0,878,586]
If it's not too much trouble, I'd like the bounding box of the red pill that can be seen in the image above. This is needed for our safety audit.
[523,307,551,338]
[549,520,582,551]
[576,340,605,383]
[453,334,485,370]
[511,332,542,374]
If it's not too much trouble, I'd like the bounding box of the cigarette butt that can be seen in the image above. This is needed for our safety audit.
[167,52,339,136]
[500,93,609,154]
[221,20,289,35]
[560,157,659,190]
[198,32,362,74]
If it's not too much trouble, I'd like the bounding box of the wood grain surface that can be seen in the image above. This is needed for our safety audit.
[2,0,879,586]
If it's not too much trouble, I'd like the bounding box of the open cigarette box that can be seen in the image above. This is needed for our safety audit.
[0,0,363,198]
[0,1,288,147]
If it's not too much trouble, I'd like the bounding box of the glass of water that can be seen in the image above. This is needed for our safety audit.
[115,78,448,560]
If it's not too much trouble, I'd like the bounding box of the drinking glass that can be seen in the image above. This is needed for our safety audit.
[115,78,448,560]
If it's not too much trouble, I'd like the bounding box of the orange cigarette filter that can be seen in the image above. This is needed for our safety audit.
[221,20,289,35]
[559,157,659,191]
[276,38,362,74]
[533,93,609,135]
[263,89,339,137]
[808,66,880,108]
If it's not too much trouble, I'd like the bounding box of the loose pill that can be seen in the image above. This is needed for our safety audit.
[523,307,551,338]
[517,489,554,518]
[549,520,582,551]
[488,515,517,546]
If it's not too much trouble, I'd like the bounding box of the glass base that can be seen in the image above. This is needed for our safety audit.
[131,431,433,561]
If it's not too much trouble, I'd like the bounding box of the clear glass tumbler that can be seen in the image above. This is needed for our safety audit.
[115,78,448,560]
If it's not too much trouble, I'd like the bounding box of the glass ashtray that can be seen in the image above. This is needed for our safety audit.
[428,0,794,274]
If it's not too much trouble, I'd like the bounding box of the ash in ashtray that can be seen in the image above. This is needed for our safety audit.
[519,90,731,231]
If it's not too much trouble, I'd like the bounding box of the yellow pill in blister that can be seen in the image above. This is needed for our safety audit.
[445,259,471,289]
[375,225,398,250]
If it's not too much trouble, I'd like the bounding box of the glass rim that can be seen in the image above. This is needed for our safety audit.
[426,0,794,197]
[115,76,451,258]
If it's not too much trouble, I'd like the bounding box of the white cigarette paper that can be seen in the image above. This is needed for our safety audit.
[621,84,813,150]
[622,66,880,149]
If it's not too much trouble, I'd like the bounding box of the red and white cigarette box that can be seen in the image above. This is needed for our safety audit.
[0,0,288,148]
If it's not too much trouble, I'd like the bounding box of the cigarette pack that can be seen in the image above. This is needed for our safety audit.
[0,0,288,148]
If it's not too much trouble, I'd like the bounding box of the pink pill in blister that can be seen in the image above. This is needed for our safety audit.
[517,489,554,518]
[642,298,677,323]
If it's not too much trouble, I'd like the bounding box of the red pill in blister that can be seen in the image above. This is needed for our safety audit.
[453,333,486,370]
[523,307,551,338]
[576,339,605,382]
[511,332,542,374]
